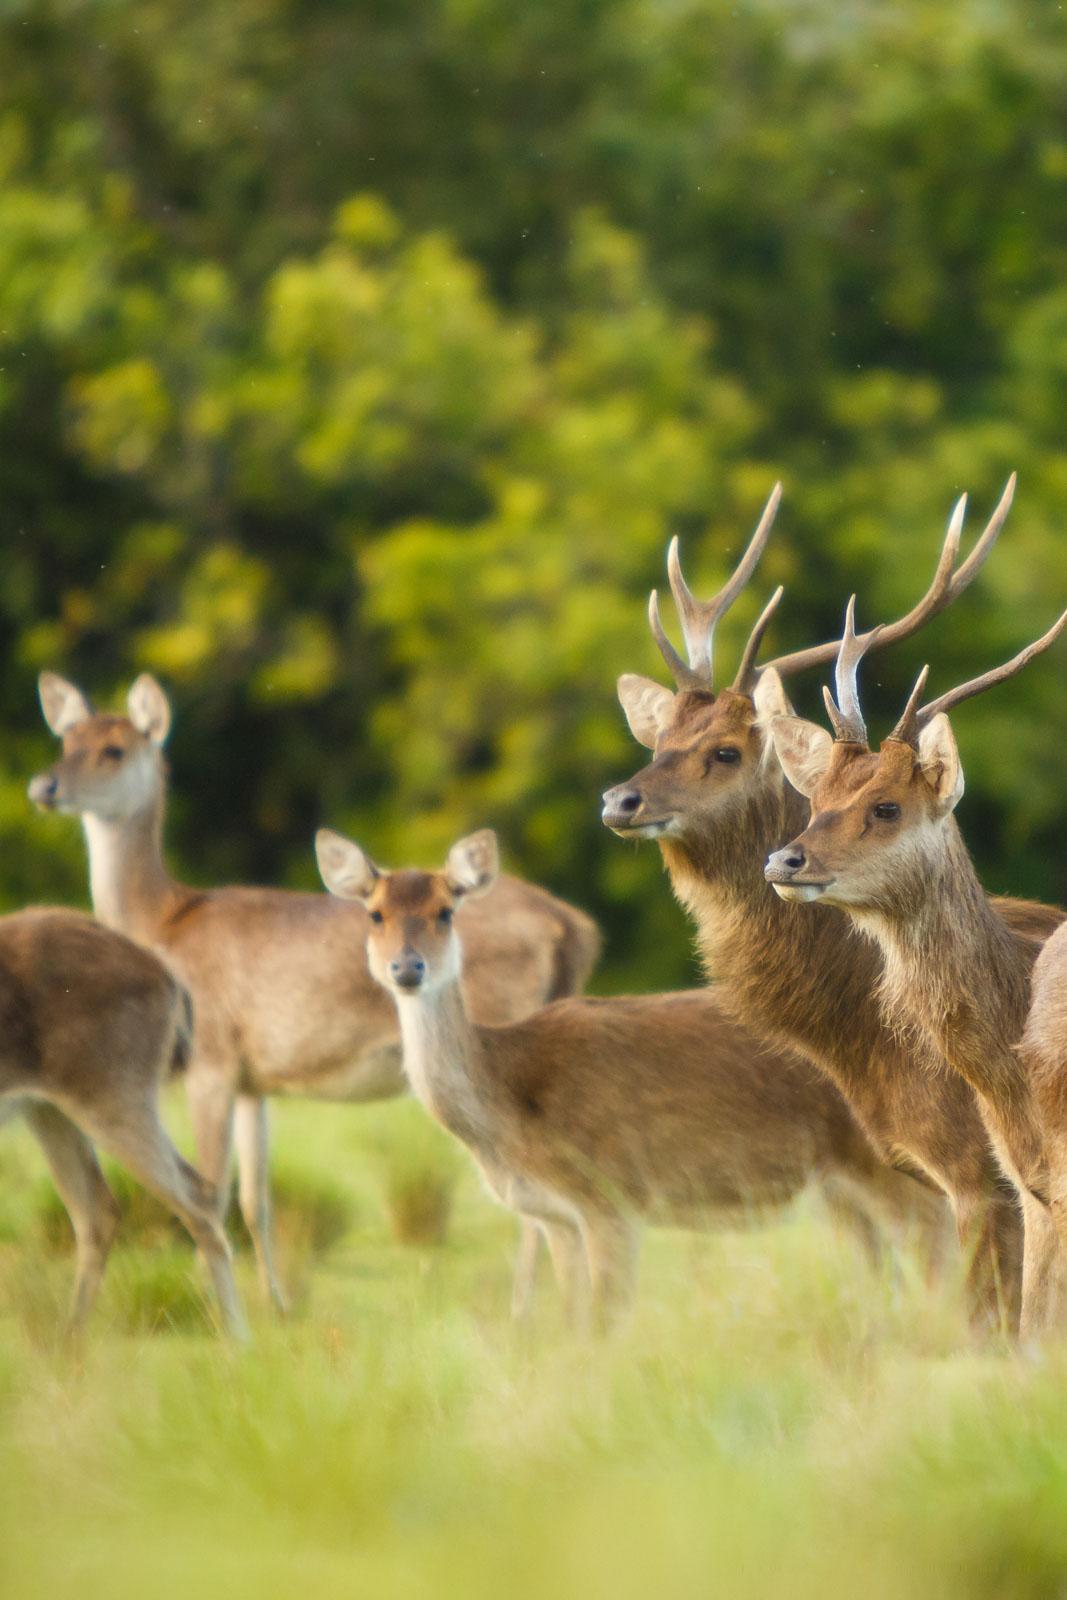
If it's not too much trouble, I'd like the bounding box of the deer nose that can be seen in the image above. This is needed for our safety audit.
[390,953,426,990]
[28,772,58,810]
[764,845,807,883]
[601,786,643,824]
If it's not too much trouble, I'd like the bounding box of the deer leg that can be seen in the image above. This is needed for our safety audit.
[23,1101,120,1335]
[953,1186,1024,1338]
[509,1219,543,1323]
[186,1065,237,1212]
[580,1211,639,1334]
[234,1095,288,1314]
[81,1099,247,1341]
[541,1218,589,1330]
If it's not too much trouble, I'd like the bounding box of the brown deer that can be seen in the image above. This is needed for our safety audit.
[29,674,600,1312]
[763,598,1067,1335]
[601,482,1063,1333]
[315,827,948,1330]
[0,907,245,1337]
[1021,925,1067,1188]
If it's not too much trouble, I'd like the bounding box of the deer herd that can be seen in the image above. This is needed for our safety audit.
[7,474,1067,1346]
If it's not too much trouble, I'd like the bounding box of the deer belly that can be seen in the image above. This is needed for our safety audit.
[244,1040,407,1103]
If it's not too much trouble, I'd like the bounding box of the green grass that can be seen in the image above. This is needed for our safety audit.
[1,1092,1066,1600]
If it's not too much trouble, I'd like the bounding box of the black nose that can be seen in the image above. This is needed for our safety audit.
[764,845,807,883]
[390,955,426,990]
[28,773,58,809]
[601,786,642,821]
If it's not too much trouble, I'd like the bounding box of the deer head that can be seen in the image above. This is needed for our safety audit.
[763,597,1067,908]
[601,479,1018,846]
[316,827,498,995]
[29,672,173,821]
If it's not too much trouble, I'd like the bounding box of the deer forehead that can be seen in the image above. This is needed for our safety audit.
[814,740,919,809]
[61,715,142,756]
[659,687,756,750]
[368,871,455,920]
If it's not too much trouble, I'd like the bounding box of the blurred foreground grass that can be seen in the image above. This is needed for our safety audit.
[1,1092,1066,1600]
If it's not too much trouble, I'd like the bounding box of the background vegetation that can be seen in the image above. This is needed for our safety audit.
[2,0,1066,986]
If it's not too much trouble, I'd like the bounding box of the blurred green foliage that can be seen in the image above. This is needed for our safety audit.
[2,0,1066,987]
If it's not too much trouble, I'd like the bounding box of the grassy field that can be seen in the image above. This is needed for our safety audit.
[1,1090,1066,1600]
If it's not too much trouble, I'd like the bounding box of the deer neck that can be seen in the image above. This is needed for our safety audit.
[393,964,495,1150]
[661,770,813,975]
[82,781,179,940]
[854,819,1034,1092]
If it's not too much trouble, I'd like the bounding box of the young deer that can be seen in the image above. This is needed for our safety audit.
[29,674,600,1313]
[601,482,1063,1333]
[763,598,1067,1335]
[0,907,245,1337]
[315,827,948,1330]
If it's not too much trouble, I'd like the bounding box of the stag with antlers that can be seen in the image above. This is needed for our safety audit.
[764,591,1067,1334]
[602,480,1064,1334]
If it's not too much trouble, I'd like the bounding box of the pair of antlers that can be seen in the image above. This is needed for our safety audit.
[650,474,1065,743]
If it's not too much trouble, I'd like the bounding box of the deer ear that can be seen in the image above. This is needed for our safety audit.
[767,716,834,799]
[315,828,380,902]
[39,672,91,736]
[127,674,172,744]
[617,674,675,750]
[445,829,499,898]
[752,666,796,724]
[917,713,964,814]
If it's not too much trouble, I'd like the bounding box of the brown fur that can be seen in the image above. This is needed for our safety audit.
[0,907,244,1336]
[769,724,1067,1334]
[604,683,1034,1332]
[31,674,600,1311]
[322,842,948,1329]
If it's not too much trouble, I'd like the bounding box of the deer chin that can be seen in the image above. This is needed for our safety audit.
[770,881,831,903]
[604,816,680,841]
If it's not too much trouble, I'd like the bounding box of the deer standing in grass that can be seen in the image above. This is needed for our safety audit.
[763,597,1067,1336]
[602,482,1064,1333]
[315,827,947,1330]
[30,674,600,1313]
[0,908,245,1337]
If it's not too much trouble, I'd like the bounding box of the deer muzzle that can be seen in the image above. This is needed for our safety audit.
[763,845,832,902]
[28,771,59,811]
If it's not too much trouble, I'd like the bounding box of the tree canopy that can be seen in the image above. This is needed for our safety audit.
[3,0,1066,987]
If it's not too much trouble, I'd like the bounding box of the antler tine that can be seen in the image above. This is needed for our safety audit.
[910,606,1067,737]
[666,482,781,682]
[759,478,1017,682]
[886,664,930,746]
[946,472,1016,599]
[732,586,785,693]
[825,596,879,743]
[648,588,703,690]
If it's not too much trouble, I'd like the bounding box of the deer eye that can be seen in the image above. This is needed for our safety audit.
[438,907,454,925]
[872,802,901,822]
[101,745,125,761]
[707,747,741,770]
[368,909,384,924]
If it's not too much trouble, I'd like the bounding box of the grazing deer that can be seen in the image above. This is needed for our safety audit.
[0,907,245,1337]
[602,481,1063,1332]
[315,827,948,1330]
[29,674,600,1312]
[763,597,1067,1335]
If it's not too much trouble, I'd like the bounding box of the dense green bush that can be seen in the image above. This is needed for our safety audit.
[2,0,1066,988]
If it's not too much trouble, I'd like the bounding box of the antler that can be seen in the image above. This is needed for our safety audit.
[759,475,1016,681]
[732,586,785,694]
[648,483,782,689]
[888,606,1067,746]
[822,597,881,743]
